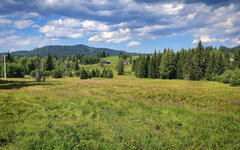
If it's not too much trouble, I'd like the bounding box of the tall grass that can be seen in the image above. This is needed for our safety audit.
[0,77,240,149]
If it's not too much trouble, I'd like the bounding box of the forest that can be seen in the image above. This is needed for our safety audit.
[132,41,240,86]
[1,41,239,86]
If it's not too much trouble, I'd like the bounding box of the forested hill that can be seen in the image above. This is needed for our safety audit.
[11,44,139,57]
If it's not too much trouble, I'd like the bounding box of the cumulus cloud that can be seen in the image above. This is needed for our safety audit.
[40,17,131,43]
[14,20,33,29]
[192,36,217,44]
[127,41,141,47]
[88,29,131,43]
[0,0,240,50]
[39,18,112,39]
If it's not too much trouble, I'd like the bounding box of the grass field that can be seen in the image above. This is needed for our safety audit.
[0,76,240,149]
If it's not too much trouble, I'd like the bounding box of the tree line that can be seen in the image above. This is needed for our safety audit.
[0,52,113,80]
[131,41,240,86]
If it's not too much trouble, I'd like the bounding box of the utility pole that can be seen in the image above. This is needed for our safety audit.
[3,55,6,78]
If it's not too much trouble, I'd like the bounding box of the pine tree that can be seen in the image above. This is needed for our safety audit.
[6,52,13,62]
[206,51,215,80]
[139,56,148,78]
[148,51,159,78]
[160,49,176,79]
[234,50,240,69]
[74,59,79,71]
[117,58,124,75]
[46,53,54,71]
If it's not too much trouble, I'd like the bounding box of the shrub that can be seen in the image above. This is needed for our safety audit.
[44,71,51,77]
[74,70,81,77]
[230,69,240,86]
[80,68,88,79]
[30,70,36,78]
[87,71,92,79]
[95,69,101,77]
[66,71,73,77]
[220,70,233,84]
[92,69,96,77]
[101,68,108,78]
[51,70,62,78]
[106,69,114,78]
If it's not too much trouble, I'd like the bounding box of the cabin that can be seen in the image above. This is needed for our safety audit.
[124,59,130,65]
[103,60,111,64]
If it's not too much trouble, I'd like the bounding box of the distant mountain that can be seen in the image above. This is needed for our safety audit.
[11,44,139,57]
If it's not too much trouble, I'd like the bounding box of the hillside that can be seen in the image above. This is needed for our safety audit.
[11,44,139,57]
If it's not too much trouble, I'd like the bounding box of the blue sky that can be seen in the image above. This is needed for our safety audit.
[0,0,240,53]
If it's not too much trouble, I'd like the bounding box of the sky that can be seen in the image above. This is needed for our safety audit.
[0,0,240,53]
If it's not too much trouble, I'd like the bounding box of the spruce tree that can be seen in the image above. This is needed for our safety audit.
[117,58,124,75]
[74,59,79,71]
[46,53,54,71]
[148,51,159,78]
[160,49,176,79]
[234,50,240,69]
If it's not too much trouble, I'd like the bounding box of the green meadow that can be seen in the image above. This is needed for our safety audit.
[0,75,240,149]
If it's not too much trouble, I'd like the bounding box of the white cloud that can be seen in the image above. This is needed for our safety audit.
[88,29,131,43]
[219,38,230,43]
[232,38,240,45]
[0,30,15,37]
[14,20,33,29]
[40,17,132,43]
[127,41,141,47]
[39,18,111,39]
[192,36,217,44]
[0,35,58,50]
[0,18,12,26]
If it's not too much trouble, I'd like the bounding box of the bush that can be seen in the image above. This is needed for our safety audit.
[66,71,73,77]
[220,70,233,84]
[5,63,24,78]
[51,70,62,78]
[101,68,114,78]
[87,71,92,79]
[106,69,114,78]
[74,70,81,77]
[230,69,240,86]
[30,70,36,78]
[44,71,51,77]
[80,68,88,79]
[92,69,96,77]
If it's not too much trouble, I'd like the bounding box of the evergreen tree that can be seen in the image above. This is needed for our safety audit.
[206,51,215,80]
[138,56,148,78]
[74,59,79,71]
[234,50,240,69]
[46,53,54,71]
[160,49,176,79]
[117,58,124,75]
[6,52,13,63]
[131,59,136,72]
[148,51,159,78]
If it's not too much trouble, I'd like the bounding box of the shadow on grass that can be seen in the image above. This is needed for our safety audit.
[0,80,51,90]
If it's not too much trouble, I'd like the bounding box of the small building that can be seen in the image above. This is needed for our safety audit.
[103,60,111,64]
[124,59,130,65]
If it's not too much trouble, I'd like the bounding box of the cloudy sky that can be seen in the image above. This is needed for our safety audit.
[0,0,240,53]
